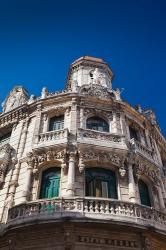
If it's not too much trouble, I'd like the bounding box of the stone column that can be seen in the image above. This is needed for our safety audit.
[160,180,166,201]
[70,98,77,134]
[18,118,29,158]
[153,139,163,165]
[21,164,33,202]
[66,153,76,196]
[116,113,122,134]
[111,113,117,133]
[128,164,136,202]
[33,104,42,145]
[6,159,19,206]
[42,113,48,133]
[157,185,165,210]
[80,108,84,129]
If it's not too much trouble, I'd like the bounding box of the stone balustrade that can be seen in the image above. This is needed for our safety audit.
[7,197,166,232]
[77,128,126,149]
[132,139,156,164]
[37,128,68,144]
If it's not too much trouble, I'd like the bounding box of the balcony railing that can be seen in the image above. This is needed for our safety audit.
[34,129,68,148]
[7,197,166,232]
[130,139,156,164]
[77,128,126,149]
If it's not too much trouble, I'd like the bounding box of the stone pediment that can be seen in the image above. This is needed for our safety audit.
[2,86,29,113]
[79,84,115,100]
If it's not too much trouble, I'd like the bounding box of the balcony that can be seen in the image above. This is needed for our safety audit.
[130,139,156,164]
[34,129,68,150]
[7,197,166,232]
[77,128,127,150]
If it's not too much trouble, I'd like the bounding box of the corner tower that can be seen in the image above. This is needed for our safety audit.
[66,56,113,90]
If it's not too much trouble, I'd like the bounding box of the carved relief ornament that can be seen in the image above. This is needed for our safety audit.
[78,150,122,166]
[134,163,160,184]
[26,149,67,174]
[79,84,113,100]
[83,108,113,121]
[0,144,17,186]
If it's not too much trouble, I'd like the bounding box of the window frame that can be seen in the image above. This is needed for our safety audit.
[85,167,118,199]
[138,179,151,207]
[39,167,61,199]
[48,115,64,132]
[86,116,109,133]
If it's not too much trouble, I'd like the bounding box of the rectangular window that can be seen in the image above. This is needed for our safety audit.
[49,115,64,131]
[129,126,138,141]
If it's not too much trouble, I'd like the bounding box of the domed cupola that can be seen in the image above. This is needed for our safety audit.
[66,56,113,91]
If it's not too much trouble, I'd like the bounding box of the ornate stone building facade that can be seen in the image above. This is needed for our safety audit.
[0,56,166,249]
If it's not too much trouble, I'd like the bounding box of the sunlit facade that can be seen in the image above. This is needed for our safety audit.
[0,56,166,249]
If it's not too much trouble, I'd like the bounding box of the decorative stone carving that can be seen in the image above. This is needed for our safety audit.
[0,144,17,186]
[41,87,48,99]
[79,84,113,100]
[83,108,113,121]
[2,86,29,113]
[91,68,108,87]
[78,154,85,173]
[134,163,160,184]
[28,94,36,104]
[79,150,121,166]
[26,149,66,171]
[78,128,122,143]
[118,160,126,177]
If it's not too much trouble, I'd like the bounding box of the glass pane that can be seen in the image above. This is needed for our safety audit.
[85,168,117,199]
[49,116,64,131]
[101,181,108,198]
[87,117,109,132]
[95,180,102,197]
[138,180,151,207]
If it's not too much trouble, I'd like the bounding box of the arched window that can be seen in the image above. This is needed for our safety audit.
[86,117,109,132]
[85,168,117,199]
[138,179,151,207]
[49,115,64,131]
[40,168,60,199]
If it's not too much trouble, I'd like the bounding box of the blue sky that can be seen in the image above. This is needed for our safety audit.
[0,0,165,136]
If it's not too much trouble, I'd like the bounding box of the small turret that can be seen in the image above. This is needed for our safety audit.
[66,56,113,91]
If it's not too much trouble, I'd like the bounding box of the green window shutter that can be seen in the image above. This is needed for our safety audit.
[138,180,151,207]
[40,168,60,199]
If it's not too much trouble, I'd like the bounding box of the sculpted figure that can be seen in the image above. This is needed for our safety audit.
[91,68,107,87]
